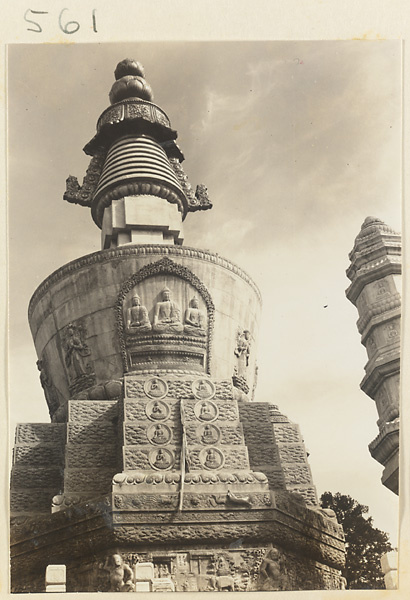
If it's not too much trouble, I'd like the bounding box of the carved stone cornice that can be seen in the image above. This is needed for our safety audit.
[347,239,401,278]
[360,354,400,399]
[28,245,262,319]
[11,491,345,572]
[346,256,401,304]
[368,421,399,466]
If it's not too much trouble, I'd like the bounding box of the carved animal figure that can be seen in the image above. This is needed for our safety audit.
[227,489,252,508]
[208,575,235,591]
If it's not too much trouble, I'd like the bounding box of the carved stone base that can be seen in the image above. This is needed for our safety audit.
[10,491,345,593]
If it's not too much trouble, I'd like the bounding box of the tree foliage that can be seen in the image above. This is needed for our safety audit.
[320,491,393,589]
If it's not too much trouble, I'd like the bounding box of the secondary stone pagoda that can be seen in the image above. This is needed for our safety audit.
[10,59,345,593]
[346,217,401,494]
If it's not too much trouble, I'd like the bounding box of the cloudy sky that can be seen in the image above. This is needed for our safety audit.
[8,41,401,544]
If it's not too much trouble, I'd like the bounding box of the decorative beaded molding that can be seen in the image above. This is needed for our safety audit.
[356,293,402,335]
[28,245,261,319]
[116,257,215,374]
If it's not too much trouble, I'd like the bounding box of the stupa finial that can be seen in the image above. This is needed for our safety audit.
[109,58,153,104]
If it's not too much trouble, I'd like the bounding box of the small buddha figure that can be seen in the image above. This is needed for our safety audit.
[202,424,218,444]
[204,448,220,469]
[126,294,151,333]
[153,448,171,469]
[184,296,206,336]
[150,401,166,420]
[152,287,183,334]
[152,424,168,444]
[199,402,214,421]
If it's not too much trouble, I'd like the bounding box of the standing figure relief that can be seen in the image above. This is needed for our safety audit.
[64,323,92,382]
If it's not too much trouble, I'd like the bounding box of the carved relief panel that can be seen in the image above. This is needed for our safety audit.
[233,328,252,394]
[116,258,214,373]
[60,320,96,396]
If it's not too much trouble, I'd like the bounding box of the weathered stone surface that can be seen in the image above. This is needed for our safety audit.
[15,423,66,445]
[276,444,307,463]
[65,444,118,468]
[11,466,63,490]
[272,423,301,444]
[10,490,58,515]
[282,464,313,486]
[68,422,118,445]
[69,400,118,423]
[64,468,115,492]
[13,444,64,466]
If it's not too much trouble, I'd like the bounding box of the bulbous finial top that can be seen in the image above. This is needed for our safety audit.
[114,58,145,80]
[356,216,399,239]
[362,216,383,228]
[109,58,153,105]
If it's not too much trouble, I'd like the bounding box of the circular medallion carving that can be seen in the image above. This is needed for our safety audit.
[147,423,172,445]
[146,399,170,422]
[194,400,218,423]
[144,377,168,399]
[192,378,216,400]
[149,448,175,470]
[199,447,224,470]
[198,423,221,445]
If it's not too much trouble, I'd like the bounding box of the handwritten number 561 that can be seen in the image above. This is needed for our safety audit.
[24,8,97,34]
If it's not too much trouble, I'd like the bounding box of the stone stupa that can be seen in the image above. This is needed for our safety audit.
[10,59,345,593]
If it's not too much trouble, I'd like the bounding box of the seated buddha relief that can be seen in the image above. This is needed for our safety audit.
[183,296,206,336]
[152,287,184,334]
[126,294,152,333]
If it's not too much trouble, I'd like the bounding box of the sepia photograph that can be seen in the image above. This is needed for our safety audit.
[7,40,401,593]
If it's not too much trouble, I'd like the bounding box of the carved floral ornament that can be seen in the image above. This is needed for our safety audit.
[116,258,215,373]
